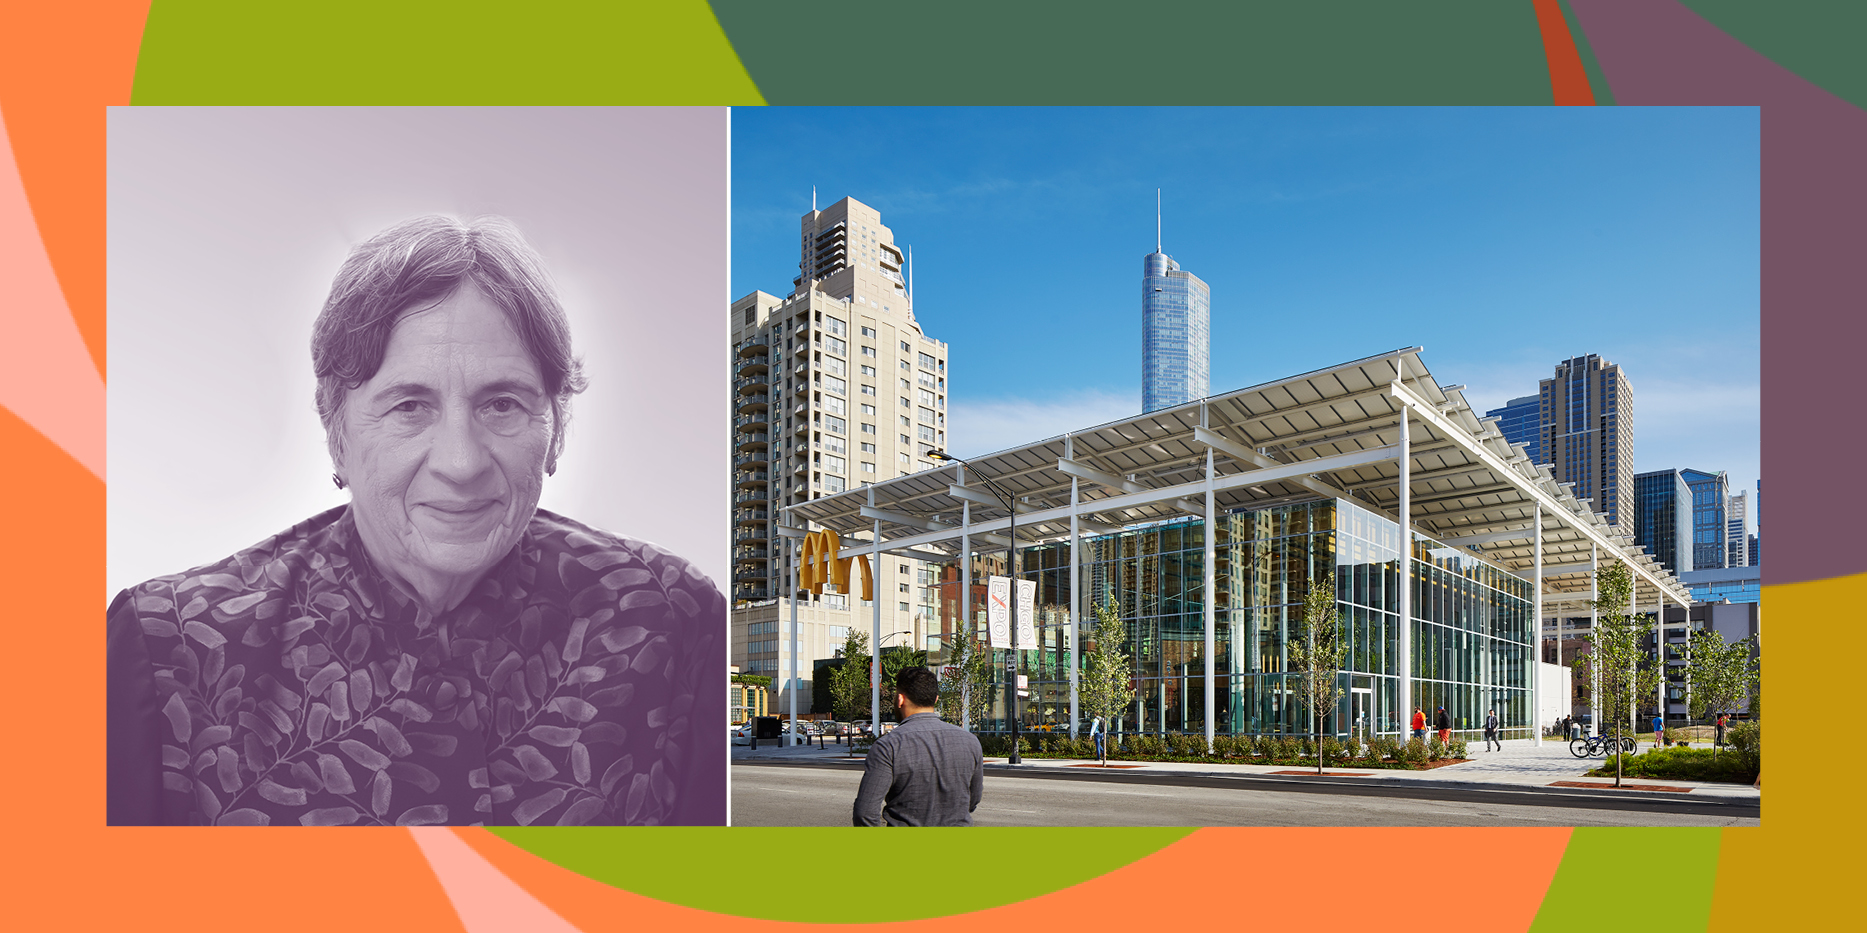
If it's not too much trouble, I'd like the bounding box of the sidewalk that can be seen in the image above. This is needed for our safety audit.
[732,737,1759,802]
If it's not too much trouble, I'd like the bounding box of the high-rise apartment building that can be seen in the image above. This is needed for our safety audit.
[1633,469,1694,574]
[1485,394,1544,464]
[1538,354,1634,532]
[1683,468,1729,571]
[1141,234,1209,413]
[729,197,950,713]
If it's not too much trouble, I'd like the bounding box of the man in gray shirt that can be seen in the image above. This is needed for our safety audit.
[853,667,984,826]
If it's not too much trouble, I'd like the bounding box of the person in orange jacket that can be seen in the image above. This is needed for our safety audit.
[1410,707,1426,740]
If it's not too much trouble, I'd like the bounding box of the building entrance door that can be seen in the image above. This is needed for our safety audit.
[1351,686,1373,742]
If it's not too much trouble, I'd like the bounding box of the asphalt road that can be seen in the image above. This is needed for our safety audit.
[731,761,1761,827]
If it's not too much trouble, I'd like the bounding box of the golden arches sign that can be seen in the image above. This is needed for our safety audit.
[798,530,873,601]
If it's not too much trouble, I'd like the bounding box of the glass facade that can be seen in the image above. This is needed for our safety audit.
[1485,395,1543,465]
[1682,468,1728,571]
[929,498,1536,741]
[1633,469,1693,574]
[1141,251,1210,413]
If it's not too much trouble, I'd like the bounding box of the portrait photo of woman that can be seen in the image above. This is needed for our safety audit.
[105,108,729,826]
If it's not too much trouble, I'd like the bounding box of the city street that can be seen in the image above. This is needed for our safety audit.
[730,758,1760,828]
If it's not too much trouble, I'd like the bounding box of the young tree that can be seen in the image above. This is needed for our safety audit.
[1079,600,1136,761]
[829,629,872,724]
[938,624,993,729]
[878,644,927,721]
[1685,629,1759,756]
[1584,560,1664,787]
[1288,572,1347,774]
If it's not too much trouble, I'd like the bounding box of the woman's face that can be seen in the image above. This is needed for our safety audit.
[336,284,553,604]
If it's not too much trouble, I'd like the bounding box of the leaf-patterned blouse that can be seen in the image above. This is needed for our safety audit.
[107,506,725,826]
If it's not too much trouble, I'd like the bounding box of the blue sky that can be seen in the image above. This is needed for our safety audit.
[732,107,1760,515]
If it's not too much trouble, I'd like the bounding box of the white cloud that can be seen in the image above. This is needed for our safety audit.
[946,389,1141,458]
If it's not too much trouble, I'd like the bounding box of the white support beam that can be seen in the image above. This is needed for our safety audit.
[830,444,1403,562]
[1540,560,1597,577]
[1192,426,1350,502]
[1387,380,1690,606]
[1441,527,1537,548]
[948,483,1039,513]
[1057,458,1206,515]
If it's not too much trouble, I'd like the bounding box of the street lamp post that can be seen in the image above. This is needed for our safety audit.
[927,450,1022,765]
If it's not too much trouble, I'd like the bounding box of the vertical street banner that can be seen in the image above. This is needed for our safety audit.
[987,575,1011,649]
[1016,578,1037,648]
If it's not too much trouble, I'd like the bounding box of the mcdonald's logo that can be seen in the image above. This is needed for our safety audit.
[799,530,873,600]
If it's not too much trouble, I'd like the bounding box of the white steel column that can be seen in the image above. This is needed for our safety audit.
[870,486,883,731]
[1396,403,1412,734]
[1203,445,1216,752]
[1589,542,1599,737]
[788,531,800,745]
[958,464,972,732]
[1067,436,1081,739]
[1532,507,1542,746]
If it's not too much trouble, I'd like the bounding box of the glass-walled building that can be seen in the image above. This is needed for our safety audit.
[929,496,1535,741]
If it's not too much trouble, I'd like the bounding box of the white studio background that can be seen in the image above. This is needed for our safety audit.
[107,107,730,599]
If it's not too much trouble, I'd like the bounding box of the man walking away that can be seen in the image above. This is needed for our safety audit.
[1653,714,1665,749]
[853,667,984,826]
[1715,712,1728,748]
[1434,706,1452,745]
[1090,715,1107,766]
[1484,709,1501,752]
[1411,707,1427,740]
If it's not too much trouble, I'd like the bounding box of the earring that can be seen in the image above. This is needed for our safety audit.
[332,473,347,490]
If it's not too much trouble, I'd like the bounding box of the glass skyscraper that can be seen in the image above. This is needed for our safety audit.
[1485,394,1544,464]
[1538,355,1634,533]
[1141,249,1210,413]
[1633,469,1693,574]
[1683,468,1728,571]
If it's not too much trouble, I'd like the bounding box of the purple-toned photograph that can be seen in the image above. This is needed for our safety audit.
[106,108,729,826]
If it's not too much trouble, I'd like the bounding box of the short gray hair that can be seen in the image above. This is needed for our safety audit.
[311,215,587,470]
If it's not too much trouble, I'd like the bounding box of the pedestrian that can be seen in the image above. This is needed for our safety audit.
[1652,714,1665,749]
[1410,707,1427,740]
[1484,709,1501,752]
[1715,712,1728,747]
[1090,715,1107,766]
[1434,706,1452,745]
[853,667,984,826]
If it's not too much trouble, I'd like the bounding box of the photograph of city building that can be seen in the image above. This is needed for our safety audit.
[728,108,1758,825]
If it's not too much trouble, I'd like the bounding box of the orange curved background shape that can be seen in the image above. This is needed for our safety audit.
[0,2,1846,930]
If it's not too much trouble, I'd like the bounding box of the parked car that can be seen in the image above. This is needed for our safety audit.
[731,721,758,745]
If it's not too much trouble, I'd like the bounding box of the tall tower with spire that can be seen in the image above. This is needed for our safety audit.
[1141,190,1210,413]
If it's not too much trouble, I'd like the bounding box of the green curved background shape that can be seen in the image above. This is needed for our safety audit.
[130,0,763,104]
[489,827,1193,922]
[1531,828,1721,933]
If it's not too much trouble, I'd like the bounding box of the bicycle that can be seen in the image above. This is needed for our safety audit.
[1568,733,1638,758]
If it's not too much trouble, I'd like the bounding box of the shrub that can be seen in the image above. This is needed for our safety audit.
[1169,733,1207,757]
[1447,738,1468,760]
[1343,736,1361,761]
[1320,737,1343,763]
[1588,746,1757,784]
[1399,737,1429,766]
[1727,720,1760,762]
[1426,737,1445,761]
[1212,736,1238,759]
[1371,736,1401,762]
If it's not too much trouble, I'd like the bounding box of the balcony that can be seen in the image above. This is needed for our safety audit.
[734,373,770,395]
[735,393,769,415]
[734,411,769,430]
[735,470,769,487]
[735,509,770,525]
[732,451,769,468]
[735,356,769,377]
[734,489,768,505]
[736,335,769,358]
[735,432,770,451]
[734,584,770,602]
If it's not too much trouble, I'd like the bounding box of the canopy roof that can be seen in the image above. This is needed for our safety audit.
[785,347,1690,608]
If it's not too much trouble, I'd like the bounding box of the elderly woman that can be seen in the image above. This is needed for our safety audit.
[107,216,723,826]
